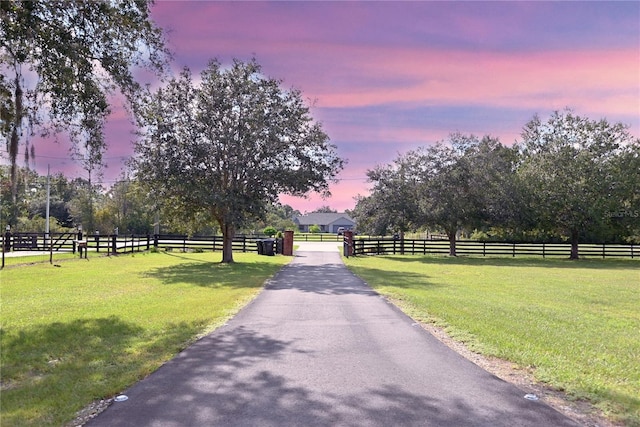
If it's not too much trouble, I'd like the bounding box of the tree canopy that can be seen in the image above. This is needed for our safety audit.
[0,0,168,223]
[132,58,344,262]
[352,111,638,258]
[517,110,639,258]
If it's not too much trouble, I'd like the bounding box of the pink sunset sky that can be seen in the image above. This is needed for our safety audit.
[9,1,640,213]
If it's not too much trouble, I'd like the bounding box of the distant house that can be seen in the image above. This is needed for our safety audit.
[293,212,356,233]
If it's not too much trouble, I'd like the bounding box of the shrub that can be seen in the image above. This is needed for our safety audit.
[263,226,277,237]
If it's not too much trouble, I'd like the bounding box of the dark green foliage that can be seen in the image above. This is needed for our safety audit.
[517,110,639,258]
[353,112,638,257]
[263,226,277,237]
[1,0,169,223]
[133,59,344,262]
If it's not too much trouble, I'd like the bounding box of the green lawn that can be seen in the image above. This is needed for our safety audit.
[0,251,289,427]
[343,255,640,426]
[2,251,79,267]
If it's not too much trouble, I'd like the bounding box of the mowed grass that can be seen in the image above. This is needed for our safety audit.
[343,255,640,426]
[2,252,79,267]
[0,251,289,427]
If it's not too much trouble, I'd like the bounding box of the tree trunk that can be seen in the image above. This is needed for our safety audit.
[8,75,23,226]
[221,221,235,263]
[569,229,579,260]
[447,229,457,257]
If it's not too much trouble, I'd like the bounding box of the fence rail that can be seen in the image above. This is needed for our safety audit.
[2,232,272,256]
[4,233,638,259]
[350,238,637,259]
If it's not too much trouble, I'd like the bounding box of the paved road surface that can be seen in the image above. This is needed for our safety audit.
[87,243,577,426]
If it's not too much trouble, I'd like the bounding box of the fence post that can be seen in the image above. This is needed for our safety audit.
[111,235,117,254]
[512,242,516,257]
[542,242,545,258]
[183,235,186,252]
[602,243,606,259]
[632,244,634,259]
[3,229,10,252]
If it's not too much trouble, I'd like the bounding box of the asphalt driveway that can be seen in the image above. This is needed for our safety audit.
[87,244,577,426]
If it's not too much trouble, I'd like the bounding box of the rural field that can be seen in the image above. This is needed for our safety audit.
[343,255,640,426]
[2,251,639,426]
[0,252,289,427]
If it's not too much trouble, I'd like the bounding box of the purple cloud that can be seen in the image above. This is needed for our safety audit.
[10,1,639,213]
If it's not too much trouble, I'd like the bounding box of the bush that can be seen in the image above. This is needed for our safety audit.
[263,226,277,237]
[309,224,321,234]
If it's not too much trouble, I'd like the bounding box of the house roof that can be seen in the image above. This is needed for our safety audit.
[294,212,355,226]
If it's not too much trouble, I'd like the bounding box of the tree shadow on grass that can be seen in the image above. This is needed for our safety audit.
[2,317,145,426]
[142,259,283,288]
[1,316,207,427]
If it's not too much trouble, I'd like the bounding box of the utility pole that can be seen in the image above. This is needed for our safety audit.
[45,165,51,235]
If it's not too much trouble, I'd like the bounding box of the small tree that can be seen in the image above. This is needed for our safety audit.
[263,226,277,237]
[133,59,344,263]
[309,224,321,234]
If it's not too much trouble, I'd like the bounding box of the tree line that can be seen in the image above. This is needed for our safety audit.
[1,3,343,263]
[3,4,638,262]
[351,110,640,259]
[0,165,306,238]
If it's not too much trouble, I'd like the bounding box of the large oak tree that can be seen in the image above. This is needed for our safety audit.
[353,133,518,256]
[352,151,422,240]
[132,59,344,262]
[516,110,637,259]
[413,134,517,256]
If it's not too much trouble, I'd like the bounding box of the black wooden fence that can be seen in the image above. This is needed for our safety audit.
[4,232,638,259]
[350,238,638,259]
[2,232,269,255]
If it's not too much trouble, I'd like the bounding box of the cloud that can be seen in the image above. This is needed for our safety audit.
[7,0,637,216]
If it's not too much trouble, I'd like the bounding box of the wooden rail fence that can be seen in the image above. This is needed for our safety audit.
[349,238,637,259]
[2,233,273,255]
[4,233,638,259]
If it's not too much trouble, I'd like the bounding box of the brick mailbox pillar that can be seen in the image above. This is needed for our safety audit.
[343,230,354,257]
[283,230,294,256]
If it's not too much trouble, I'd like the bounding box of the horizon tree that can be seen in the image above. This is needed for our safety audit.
[414,133,516,256]
[516,110,636,259]
[132,58,344,263]
[0,0,169,225]
[352,152,422,241]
